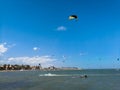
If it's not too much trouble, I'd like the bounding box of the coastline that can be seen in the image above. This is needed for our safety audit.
[0,69,81,72]
[0,70,34,72]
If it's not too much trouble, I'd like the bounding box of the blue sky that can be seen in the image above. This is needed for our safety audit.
[0,0,120,68]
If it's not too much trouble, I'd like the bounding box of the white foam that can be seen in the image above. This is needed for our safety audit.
[39,73,70,76]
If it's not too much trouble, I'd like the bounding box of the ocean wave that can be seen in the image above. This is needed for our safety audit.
[39,73,71,76]
[39,73,120,77]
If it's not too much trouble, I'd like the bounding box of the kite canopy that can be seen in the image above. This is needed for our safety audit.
[69,15,78,20]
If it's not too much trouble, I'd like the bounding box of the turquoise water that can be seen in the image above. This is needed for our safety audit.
[0,69,120,90]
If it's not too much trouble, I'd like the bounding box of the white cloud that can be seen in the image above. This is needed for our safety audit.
[0,56,57,67]
[33,47,40,51]
[0,43,8,56]
[57,26,67,31]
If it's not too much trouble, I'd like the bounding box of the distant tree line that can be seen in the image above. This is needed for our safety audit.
[0,64,41,70]
[0,64,79,71]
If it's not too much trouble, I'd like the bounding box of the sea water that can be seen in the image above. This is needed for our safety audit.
[0,69,120,90]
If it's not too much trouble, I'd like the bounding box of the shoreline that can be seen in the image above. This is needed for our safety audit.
[0,68,118,72]
[0,70,34,72]
[0,69,82,72]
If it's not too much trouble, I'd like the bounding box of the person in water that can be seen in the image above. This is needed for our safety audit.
[80,74,88,78]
